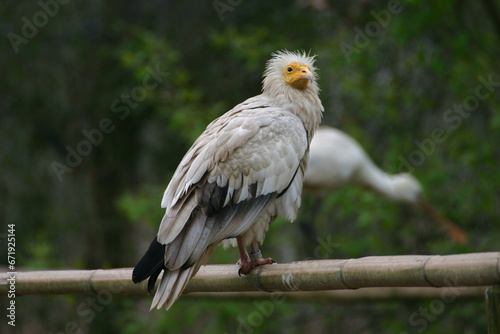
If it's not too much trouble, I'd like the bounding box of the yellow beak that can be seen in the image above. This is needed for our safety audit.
[299,67,314,83]
[290,66,313,89]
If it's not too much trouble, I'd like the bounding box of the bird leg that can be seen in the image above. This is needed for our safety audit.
[237,238,275,276]
[419,198,468,245]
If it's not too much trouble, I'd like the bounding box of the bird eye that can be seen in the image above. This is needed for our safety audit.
[287,67,293,72]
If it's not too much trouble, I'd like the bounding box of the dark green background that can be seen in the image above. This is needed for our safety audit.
[2,0,499,333]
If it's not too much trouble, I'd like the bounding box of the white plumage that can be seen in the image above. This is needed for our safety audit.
[304,126,421,201]
[133,51,324,310]
[304,126,467,243]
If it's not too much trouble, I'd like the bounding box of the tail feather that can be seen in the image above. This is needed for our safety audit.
[133,192,276,310]
[150,266,196,310]
[147,265,164,294]
[150,245,216,310]
[132,237,166,293]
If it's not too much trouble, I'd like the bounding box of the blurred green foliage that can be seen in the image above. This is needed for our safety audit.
[1,0,499,333]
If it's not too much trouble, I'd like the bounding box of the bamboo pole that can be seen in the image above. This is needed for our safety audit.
[486,285,500,334]
[1,252,499,296]
[185,287,487,301]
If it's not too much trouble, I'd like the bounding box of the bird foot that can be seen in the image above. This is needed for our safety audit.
[238,256,276,276]
[236,238,276,276]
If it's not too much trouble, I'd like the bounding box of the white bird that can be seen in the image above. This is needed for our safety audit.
[132,51,324,310]
[303,126,468,244]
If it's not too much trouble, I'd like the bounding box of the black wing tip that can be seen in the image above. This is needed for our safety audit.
[131,269,147,284]
[131,273,142,284]
[132,264,151,284]
[132,265,164,295]
[147,268,163,294]
[132,236,166,287]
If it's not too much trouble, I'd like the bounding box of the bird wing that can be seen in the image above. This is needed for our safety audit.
[157,95,308,269]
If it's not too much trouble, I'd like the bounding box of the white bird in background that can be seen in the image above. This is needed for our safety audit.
[303,126,468,244]
[132,51,324,310]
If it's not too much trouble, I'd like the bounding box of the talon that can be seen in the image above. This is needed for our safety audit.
[236,238,275,276]
[238,257,275,276]
[238,263,254,276]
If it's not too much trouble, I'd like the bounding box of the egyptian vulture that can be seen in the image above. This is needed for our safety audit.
[132,51,324,310]
[304,126,467,244]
